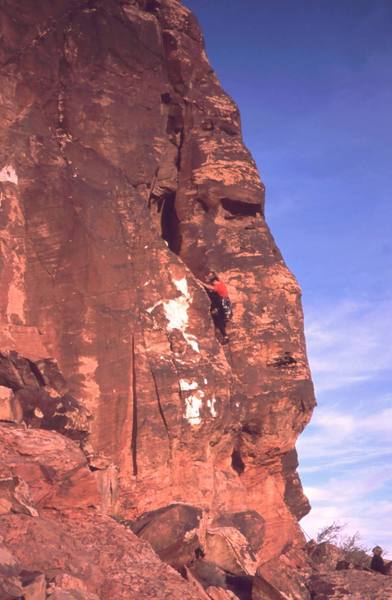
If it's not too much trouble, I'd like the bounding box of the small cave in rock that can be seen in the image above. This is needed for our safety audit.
[161,92,171,104]
[226,574,253,600]
[161,192,182,255]
[221,198,261,218]
[241,422,261,436]
[27,359,46,387]
[231,449,245,475]
[144,0,161,13]
[194,547,205,559]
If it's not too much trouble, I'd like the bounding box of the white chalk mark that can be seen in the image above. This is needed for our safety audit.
[163,296,189,331]
[0,165,18,185]
[184,390,205,426]
[184,333,200,353]
[180,379,198,391]
[180,379,210,425]
[207,396,218,418]
[174,277,189,297]
[162,277,200,354]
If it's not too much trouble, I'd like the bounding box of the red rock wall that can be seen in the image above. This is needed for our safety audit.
[0,424,206,600]
[0,0,315,578]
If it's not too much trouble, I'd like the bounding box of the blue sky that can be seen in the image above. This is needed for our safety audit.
[184,0,392,554]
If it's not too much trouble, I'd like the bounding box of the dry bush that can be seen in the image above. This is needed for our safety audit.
[316,522,370,567]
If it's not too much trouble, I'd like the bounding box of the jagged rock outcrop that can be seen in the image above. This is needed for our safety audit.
[1,0,316,597]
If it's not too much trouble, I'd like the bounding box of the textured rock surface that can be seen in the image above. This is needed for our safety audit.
[0,0,317,598]
[308,570,392,599]
[0,424,101,514]
[307,542,346,572]
[304,541,392,600]
[0,423,205,600]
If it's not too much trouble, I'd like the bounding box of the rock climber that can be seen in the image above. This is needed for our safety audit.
[370,546,391,575]
[200,271,232,344]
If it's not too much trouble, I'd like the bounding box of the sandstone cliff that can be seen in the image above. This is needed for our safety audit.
[0,1,316,598]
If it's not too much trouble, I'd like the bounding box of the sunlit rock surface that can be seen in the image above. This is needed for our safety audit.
[0,0,316,597]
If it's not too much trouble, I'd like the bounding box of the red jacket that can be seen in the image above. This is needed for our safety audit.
[212,281,229,298]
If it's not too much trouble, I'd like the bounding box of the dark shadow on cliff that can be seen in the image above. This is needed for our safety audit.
[161,192,182,254]
[221,198,261,218]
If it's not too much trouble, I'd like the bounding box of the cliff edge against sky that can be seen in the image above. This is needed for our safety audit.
[0,1,317,598]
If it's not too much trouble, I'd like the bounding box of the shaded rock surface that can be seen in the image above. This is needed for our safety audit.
[0,0,318,598]
[305,541,392,600]
[307,542,346,573]
[308,570,392,599]
[0,350,90,440]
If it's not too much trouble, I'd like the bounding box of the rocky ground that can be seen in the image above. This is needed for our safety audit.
[309,570,392,600]
[306,542,392,600]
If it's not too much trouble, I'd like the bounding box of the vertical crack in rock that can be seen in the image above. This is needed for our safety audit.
[231,447,246,476]
[161,192,182,254]
[131,335,138,477]
[150,366,171,450]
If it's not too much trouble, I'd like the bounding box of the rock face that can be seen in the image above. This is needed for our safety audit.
[0,0,316,597]
[0,426,205,600]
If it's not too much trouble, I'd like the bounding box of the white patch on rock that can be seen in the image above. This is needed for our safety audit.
[162,277,200,354]
[207,396,218,418]
[179,378,198,391]
[184,333,200,353]
[163,296,189,331]
[174,277,189,298]
[184,390,205,426]
[0,165,18,185]
[180,379,207,425]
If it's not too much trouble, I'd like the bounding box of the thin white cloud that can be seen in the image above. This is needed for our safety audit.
[305,299,392,393]
[305,467,392,505]
[306,406,392,442]
[298,405,392,473]
[301,468,392,557]
[299,299,392,555]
